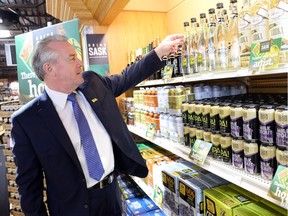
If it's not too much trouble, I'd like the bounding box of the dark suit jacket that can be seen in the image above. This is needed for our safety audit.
[11,50,164,216]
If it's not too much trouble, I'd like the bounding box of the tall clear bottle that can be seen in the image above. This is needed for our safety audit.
[251,0,270,43]
[269,0,288,66]
[198,13,208,73]
[182,21,191,75]
[228,0,241,70]
[238,0,252,68]
[208,8,217,72]
[190,18,199,73]
[216,3,229,71]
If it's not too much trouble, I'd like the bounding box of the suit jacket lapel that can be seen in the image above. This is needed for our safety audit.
[37,92,83,173]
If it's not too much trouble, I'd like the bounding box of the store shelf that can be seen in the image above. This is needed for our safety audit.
[136,67,288,87]
[130,176,154,201]
[127,125,283,208]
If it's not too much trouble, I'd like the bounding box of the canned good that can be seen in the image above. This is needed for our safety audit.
[219,102,231,135]
[188,102,196,127]
[194,101,203,127]
[220,134,232,163]
[276,146,288,167]
[243,104,259,142]
[202,101,211,130]
[189,127,197,148]
[260,143,276,180]
[210,102,220,132]
[230,103,243,138]
[259,105,276,144]
[196,127,204,141]
[211,132,221,160]
[232,138,244,169]
[181,101,189,124]
[275,105,288,147]
[244,141,260,174]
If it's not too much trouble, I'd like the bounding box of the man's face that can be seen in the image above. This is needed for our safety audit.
[46,41,84,92]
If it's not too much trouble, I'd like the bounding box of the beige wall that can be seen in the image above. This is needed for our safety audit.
[107,11,167,76]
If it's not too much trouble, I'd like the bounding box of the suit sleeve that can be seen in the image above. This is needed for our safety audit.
[11,116,48,216]
[103,50,164,97]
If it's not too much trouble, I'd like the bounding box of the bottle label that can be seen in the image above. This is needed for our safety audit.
[251,9,269,42]
[269,8,288,42]
[217,47,228,70]
[277,1,288,12]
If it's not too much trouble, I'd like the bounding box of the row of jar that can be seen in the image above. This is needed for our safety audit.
[133,84,247,114]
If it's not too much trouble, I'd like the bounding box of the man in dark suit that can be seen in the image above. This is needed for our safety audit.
[11,34,183,216]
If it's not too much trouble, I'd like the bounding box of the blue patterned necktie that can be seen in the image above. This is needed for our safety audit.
[68,93,104,181]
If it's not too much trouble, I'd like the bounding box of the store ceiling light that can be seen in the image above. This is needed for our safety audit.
[0,30,11,38]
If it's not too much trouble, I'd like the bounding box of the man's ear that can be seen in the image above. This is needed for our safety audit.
[43,63,54,75]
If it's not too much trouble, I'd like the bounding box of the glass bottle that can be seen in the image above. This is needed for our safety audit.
[208,8,217,72]
[228,0,241,70]
[190,18,199,73]
[269,0,288,66]
[198,13,208,73]
[251,0,270,43]
[216,3,229,71]
[238,0,252,68]
[182,21,191,75]
[223,9,230,27]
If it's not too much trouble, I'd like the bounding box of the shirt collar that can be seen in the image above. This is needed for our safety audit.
[45,85,69,110]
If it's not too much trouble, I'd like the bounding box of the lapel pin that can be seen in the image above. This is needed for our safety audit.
[92,98,98,103]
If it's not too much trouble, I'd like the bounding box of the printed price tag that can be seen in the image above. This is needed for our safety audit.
[146,122,156,140]
[162,64,173,81]
[189,139,212,165]
[267,165,288,209]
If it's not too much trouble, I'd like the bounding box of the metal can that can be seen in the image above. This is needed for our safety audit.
[260,143,277,180]
[232,138,244,169]
[244,140,260,175]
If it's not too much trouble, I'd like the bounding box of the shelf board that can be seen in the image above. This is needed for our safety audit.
[136,67,288,87]
[127,125,284,208]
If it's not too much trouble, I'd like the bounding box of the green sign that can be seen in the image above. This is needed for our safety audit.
[267,165,288,209]
[189,139,212,165]
[15,19,81,103]
[249,38,282,70]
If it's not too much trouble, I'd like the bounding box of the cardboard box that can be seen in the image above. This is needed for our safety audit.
[125,197,159,216]
[178,175,210,216]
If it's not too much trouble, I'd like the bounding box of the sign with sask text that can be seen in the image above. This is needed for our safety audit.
[15,19,81,103]
[86,34,110,76]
